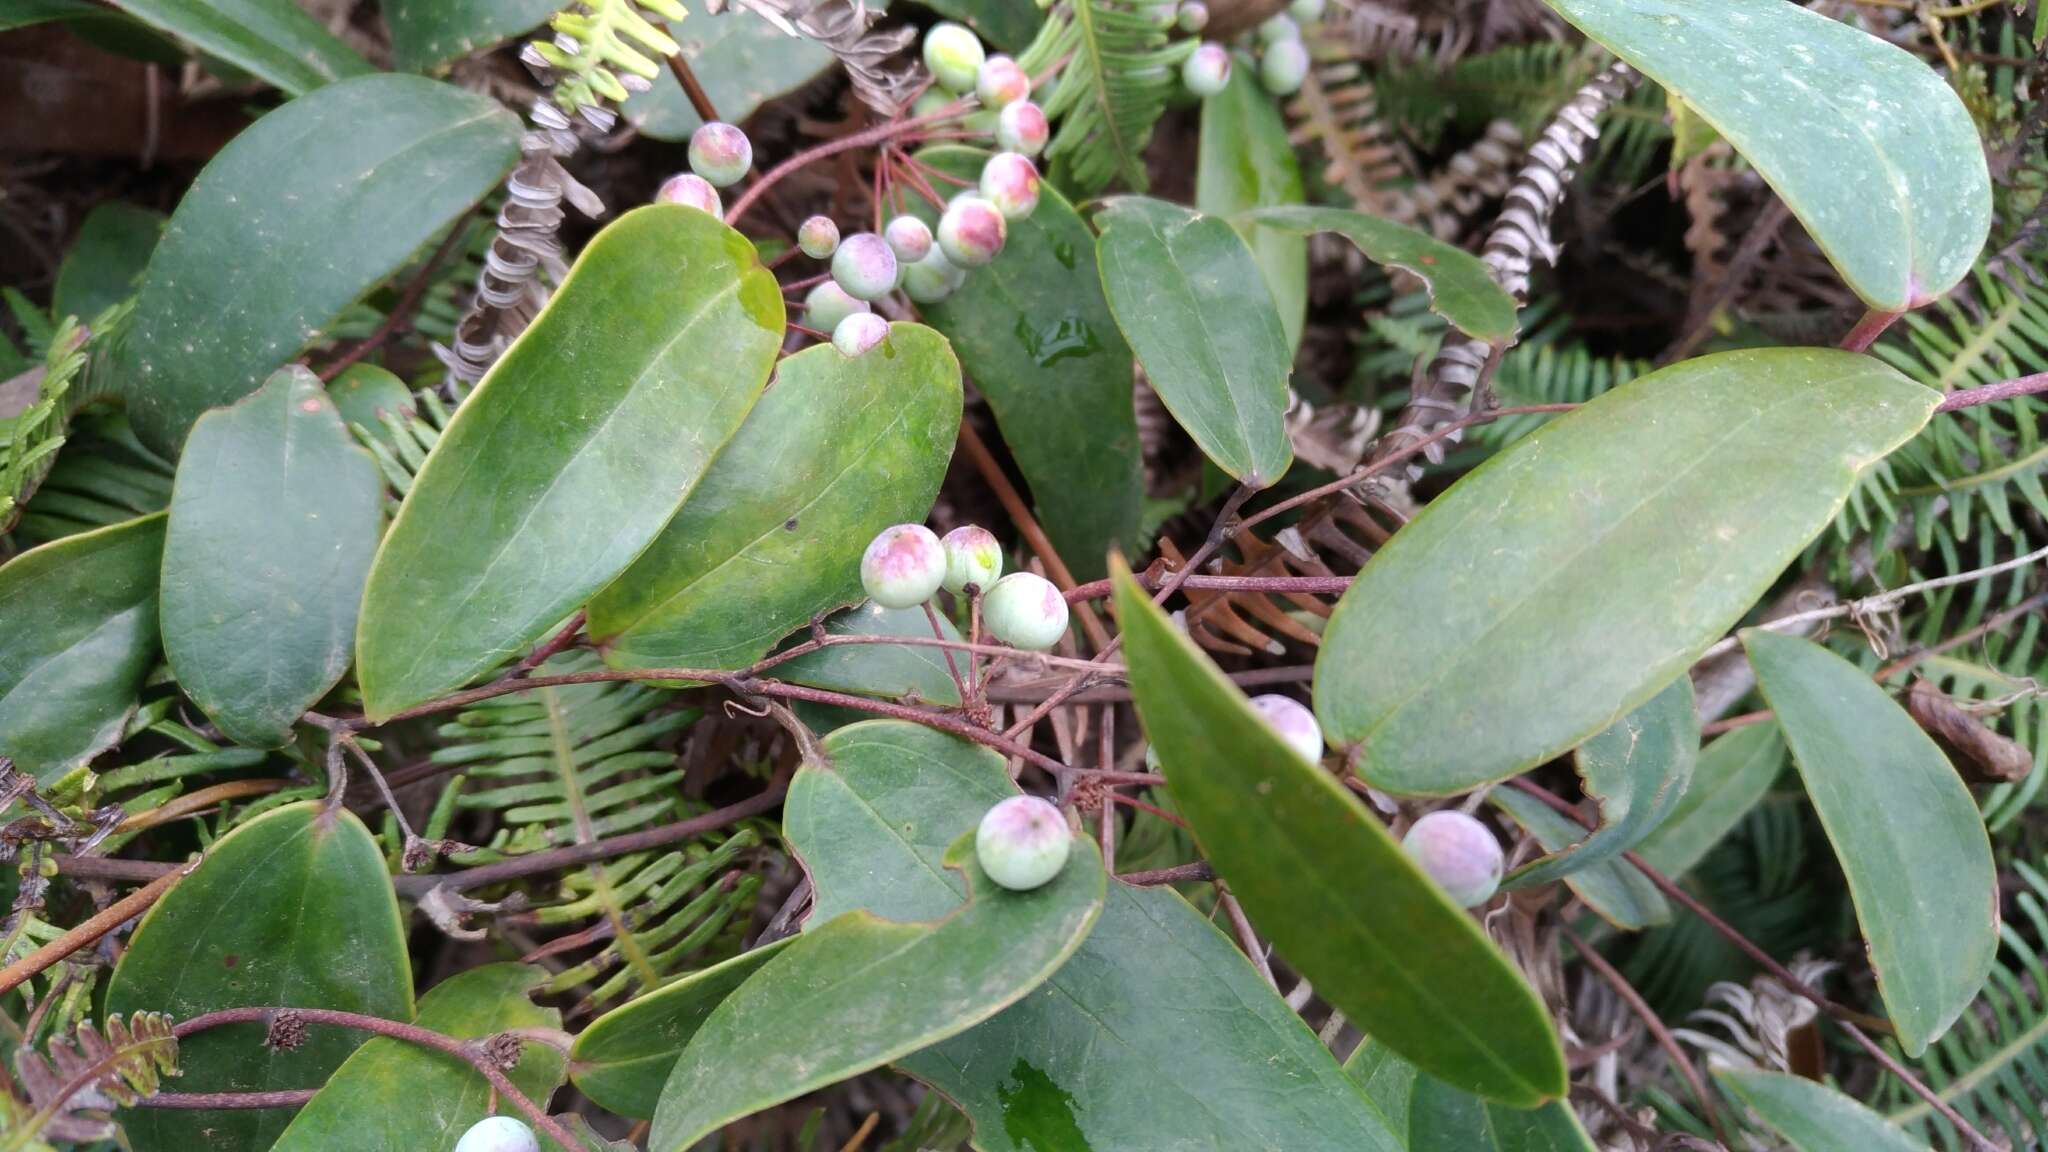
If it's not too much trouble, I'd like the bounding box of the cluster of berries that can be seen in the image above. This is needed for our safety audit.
[1180,0,1322,99]
[859,523,1069,652]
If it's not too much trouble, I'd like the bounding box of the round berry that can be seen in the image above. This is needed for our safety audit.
[884,215,934,263]
[976,795,1071,891]
[983,571,1068,650]
[1260,37,1310,95]
[979,153,1041,221]
[1288,0,1325,21]
[803,280,869,333]
[975,54,1030,108]
[832,311,890,356]
[912,89,952,119]
[654,173,721,217]
[1177,1,1209,31]
[1249,694,1323,763]
[922,22,986,93]
[861,524,947,609]
[1402,811,1505,909]
[1258,13,1300,41]
[938,195,1007,266]
[1182,43,1231,97]
[455,1116,540,1152]
[996,100,1050,157]
[687,122,752,188]
[901,246,968,303]
[941,525,1003,594]
[798,215,840,259]
[831,232,899,302]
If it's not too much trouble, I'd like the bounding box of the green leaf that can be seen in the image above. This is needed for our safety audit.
[1634,722,1785,879]
[327,363,417,446]
[1743,629,1996,1056]
[1237,205,1519,345]
[53,202,162,322]
[1347,1040,1597,1152]
[771,602,965,707]
[109,801,414,1152]
[912,147,1141,581]
[1095,196,1294,489]
[160,367,382,747]
[646,835,1106,1151]
[105,0,372,94]
[1198,63,1307,352]
[120,74,521,454]
[1716,1067,1931,1152]
[1314,348,1938,797]
[1505,677,1697,888]
[0,512,163,783]
[386,0,559,71]
[0,0,97,31]
[914,0,1040,50]
[1542,0,1989,310]
[1113,563,1567,1106]
[1490,790,1670,931]
[356,205,783,719]
[590,323,961,672]
[624,8,833,141]
[568,938,792,1120]
[270,964,565,1152]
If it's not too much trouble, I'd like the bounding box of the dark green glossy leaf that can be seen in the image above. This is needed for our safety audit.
[120,74,521,454]
[161,367,382,747]
[916,0,1040,48]
[590,323,961,672]
[1198,64,1307,351]
[625,8,833,141]
[1490,789,1669,931]
[1347,1041,1596,1152]
[327,362,416,446]
[1314,349,1938,797]
[1635,721,1785,880]
[1715,1067,1930,1152]
[771,602,965,707]
[0,0,96,30]
[386,0,558,71]
[1544,0,1988,310]
[53,202,162,321]
[271,964,565,1152]
[109,801,413,1152]
[1115,564,1566,1106]
[1095,196,1294,489]
[0,512,163,782]
[357,205,783,719]
[1238,205,1518,345]
[913,147,1141,581]
[1744,629,1995,1056]
[106,0,372,94]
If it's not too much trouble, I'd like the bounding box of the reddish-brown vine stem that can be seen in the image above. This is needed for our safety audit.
[1562,928,1731,1148]
[0,862,192,998]
[316,217,472,382]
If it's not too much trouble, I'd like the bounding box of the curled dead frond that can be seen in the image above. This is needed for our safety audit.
[1671,959,1836,1073]
[721,0,918,116]
[11,1013,180,1144]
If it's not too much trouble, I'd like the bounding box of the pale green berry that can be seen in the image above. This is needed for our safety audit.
[979,153,1041,221]
[798,215,840,259]
[455,1116,539,1152]
[831,232,899,302]
[983,571,1068,650]
[923,22,986,93]
[1258,13,1300,41]
[1182,43,1231,97]
[1249,694,1322,764]
[1402,811,1504,909]
[861,523,947,609]
[941,525,1003,593]
[912,89,952,119]
[975,55,1030,108]
[1288,0,1325,22]
[996,100,1049,157]
[655,173,721,217]
[1260,37,1309,95]
[938,195,1007,266]
[976,795,1071,891]
[803,281,869,333]
[1177,1,1209,31]
[687,122,752,188]
[884,215,934,262]
[832,311,890,356]
[902,245,968,303]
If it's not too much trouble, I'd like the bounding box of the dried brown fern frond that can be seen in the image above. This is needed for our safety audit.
[11,1013,180,1143]
[1387,118,1523,242]
[1286,45,1413,215]
[719,0,918,116]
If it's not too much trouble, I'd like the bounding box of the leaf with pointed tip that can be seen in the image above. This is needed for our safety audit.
[1347,1040,1596,1152]
[386,0,558,71]
[1744,629,1995,1056]
[1491,789,1669,931]
[1199,65,1307,351]
[1635,722,1785,880]
[771,602,965,707]
[1115,563,1566,1106]
[1715,1067,1931,1152]
[1314,348,1938,797]
[357,205,784,719]
[53,201,162,321]
[106,0,371,94]
[1543,0,1988,310]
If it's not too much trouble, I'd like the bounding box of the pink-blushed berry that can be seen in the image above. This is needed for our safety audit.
[979,152,1041,221]
[983,571,1068,650]
[1260,37,1310,95]
[902,246,968,303]
[1249,694,1323,764]
[803,281,869,333]
[798,214,840,259]
[455,1117,539,1152]
[687,121,752,188]
[1258,12,1300,41]
[997,101,1049,158]
[1402,811,1504,908]
[655,173,722,217]
[938,195,1007,266]
[922,22,985,93]
[861,524,947,609]
[884,215,934,262]
[976,795,1071,890]
[1182,43,1231,97]
[1177,1,1209,31]
[832,311,890,357]
[831,232,899,302]
[975,55,1030,108]
[941,525,1003,594]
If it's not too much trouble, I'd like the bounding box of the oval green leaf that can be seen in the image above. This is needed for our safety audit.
[1314,348,1938,797]
[53,201,162,322]
[0,512,163,782]
[625,7,834,141]
[1198,64,1308,351]
[1715,1067,1931,1152]
[590,323,961,672]
[1115,563,1567,1106]
[387,0,558,71]
[119,74,522,454]
[161,367,383,747]
[1743,629,1996,1056]
[1635,721,1785,879]
[1543,0,1989,310]
[108,801,414,1152]
[1490,789,1670,931]
[357,205,784,719]
[107,0,371,95]
[1096,195,1294,489]
[1347,1040,1597,1152]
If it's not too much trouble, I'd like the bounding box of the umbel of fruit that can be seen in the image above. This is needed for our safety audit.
[976,795,1072,890]
[860,524,947,609]
[1402,811,1505,908]
[983,571,1069,650]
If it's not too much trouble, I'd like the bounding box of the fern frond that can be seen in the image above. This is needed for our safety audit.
[1371,40,1599,150]
[1285,39,1413,216]
[5,410,171,551]
[349,387,456,502]
[1019,0,1194,195]
[10,1012,179,1144]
